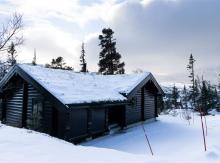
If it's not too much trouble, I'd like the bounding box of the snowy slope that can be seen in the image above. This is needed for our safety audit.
[84,111,220,163]
[1,112,220,163]
[18,64,150,105]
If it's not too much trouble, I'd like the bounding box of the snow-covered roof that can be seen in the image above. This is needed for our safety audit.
[18,64,150,105]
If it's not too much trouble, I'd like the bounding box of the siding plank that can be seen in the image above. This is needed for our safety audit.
[6,86,23,127]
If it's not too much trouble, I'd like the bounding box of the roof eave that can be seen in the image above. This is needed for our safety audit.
[127,73,164,99]
[67,100,128,109]
[0,64,68,112]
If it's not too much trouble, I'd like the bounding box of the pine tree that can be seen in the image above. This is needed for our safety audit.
[32,48,37,65]
[80,42,87,72]
[98,28,125,75]
[187,54,196,109]
[46,56,73,70]
[7,42,17,66]
[171,85,179,109]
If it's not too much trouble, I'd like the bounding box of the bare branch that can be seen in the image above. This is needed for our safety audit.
[0,13,24,51]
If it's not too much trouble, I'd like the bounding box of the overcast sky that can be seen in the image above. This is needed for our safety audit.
[0,0,219,84]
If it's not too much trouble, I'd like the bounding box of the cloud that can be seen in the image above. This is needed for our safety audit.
[104,0,220,83]
[17,22,81,68]
[5,0,120,26]
[1,0,220,84]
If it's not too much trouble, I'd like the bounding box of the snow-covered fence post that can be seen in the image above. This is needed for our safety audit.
[199,108,207,151]
[141,123,154,156]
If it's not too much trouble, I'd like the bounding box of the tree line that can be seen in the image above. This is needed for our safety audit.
[163,54,220,114]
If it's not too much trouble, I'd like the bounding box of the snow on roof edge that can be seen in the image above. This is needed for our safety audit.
[17,64,150,105]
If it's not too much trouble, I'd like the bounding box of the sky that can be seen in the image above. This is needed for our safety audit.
[0,0,219,84]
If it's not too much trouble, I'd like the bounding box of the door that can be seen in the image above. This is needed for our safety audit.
[90,108,105,134]
[108,106,125,127]
[51,107,59,137]
[32,99,43,131]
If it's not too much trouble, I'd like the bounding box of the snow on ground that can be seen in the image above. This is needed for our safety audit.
[83,111,220,163]
[0,124,145,163]
[1,111,220,163]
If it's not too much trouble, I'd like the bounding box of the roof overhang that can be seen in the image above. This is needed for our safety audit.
[0,65,68,112]
[67,100,128,109]
[127,73,164,99]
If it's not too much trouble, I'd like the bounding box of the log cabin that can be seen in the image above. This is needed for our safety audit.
[0,64,164,143]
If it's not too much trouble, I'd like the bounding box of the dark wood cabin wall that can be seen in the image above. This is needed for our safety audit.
[68,108,88,141]
[3,79,67,138]
[57,111,68,139]
[5,85,23,127]
[26,84,53,134]
[125,89,142,125]
[144,89,155,120]
[26,84,66,138]
[27,84,41,129]
[125,86,157,125]
[42,100,53,134]
[68,107,107,142]
[26,84,55,134]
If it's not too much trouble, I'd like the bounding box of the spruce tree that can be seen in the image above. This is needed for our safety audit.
[80,42,87,72]
[194,80,200,108]
[199,81,209,115]
[171,85,179,109]
[187,54,196,109]
[207,83,214,109]
[98,28,125,75]
[213,87,219,109]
